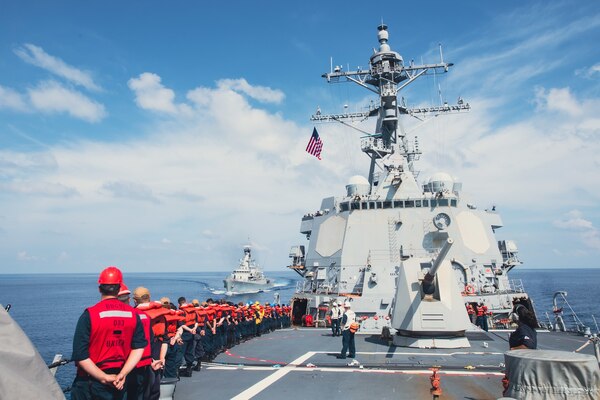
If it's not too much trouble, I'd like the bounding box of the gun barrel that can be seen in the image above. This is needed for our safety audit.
[426,238,454,280]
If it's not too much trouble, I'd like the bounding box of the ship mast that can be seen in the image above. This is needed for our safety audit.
[311,24,470,190]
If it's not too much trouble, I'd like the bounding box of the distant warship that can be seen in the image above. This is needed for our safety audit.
[224,245,274,293]
[288,23,534,339]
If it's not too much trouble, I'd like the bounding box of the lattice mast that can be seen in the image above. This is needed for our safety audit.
[311,24,470,189]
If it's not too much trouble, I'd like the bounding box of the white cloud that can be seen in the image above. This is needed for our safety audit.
[0,85,28,111]
[14,44,101,91]
[553,210,594,231]
[161,238,171,244]
[535,87,582,116]
[128,72,190,114]
[576,63,600,79]
[217,78,285,104]
[202,230,217,238]
[556,210,600,250]
[553,210,600,251]
[0,181,78,197]
[101,180,160,203]
[17,251,38,261]
[27,81,106,122]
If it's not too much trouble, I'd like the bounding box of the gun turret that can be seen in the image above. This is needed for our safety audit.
[422,238,454,296]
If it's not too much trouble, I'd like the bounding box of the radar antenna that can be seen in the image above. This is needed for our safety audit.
[311,25,470,188]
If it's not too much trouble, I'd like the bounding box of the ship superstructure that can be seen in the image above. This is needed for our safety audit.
[288,24,533,333]
[224,245,274,293]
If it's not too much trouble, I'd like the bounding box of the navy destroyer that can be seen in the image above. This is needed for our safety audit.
[224,245,274,293]
[287,23,529,340]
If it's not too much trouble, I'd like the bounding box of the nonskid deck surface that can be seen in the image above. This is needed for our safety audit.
[174,327,597,400]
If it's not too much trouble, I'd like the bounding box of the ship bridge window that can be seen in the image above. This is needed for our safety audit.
[394,200,404,208]
[340,202,349,212]
[415,200,422,208]
[369,201,376,209]
[383,201,392,209]
[422,200,429,207]
[438,199,449,207]
[361,201,369,210]
[351,202,360,210]
[430,200,437,208]
[376,201,383,209]
[405,200,414,208]
[451,199,457,207]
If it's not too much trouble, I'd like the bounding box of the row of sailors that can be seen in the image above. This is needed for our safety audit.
[164,295,292,379]
[71,266,291,400]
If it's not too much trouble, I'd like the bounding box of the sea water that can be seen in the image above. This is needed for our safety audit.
[0,268,599,392]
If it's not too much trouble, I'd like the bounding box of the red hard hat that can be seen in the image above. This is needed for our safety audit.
[118,283,131,296]
[98,266,123,284]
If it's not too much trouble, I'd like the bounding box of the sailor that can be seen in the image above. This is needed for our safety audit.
[161,298,185,379]
[329,301,342,337]
[204,300,217,360]
[337,301,356,360]
[254,301,264,336]
[178,297,198,377]
[509,305,538,350]
[465,302,475,324]
[475,302,489,332]
[132,287,170,400]
[71,266,147,400]
[117,284,131,305]
[192,299,206,371]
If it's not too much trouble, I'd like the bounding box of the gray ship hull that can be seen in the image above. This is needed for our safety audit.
[223,277,274,293]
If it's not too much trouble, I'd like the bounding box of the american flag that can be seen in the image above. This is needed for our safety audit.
[305,127,323,160]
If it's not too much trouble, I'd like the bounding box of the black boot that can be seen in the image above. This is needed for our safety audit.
[193,360,201,371]
[180,365,192,377]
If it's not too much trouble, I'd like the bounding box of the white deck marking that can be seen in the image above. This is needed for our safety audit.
[209,365,504,377]
[312,350,504,356]
[231,351,315,400]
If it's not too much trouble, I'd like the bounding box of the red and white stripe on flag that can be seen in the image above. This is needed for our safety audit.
[305,127,323,160]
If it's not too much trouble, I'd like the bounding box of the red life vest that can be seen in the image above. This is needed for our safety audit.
[195,307,207,327]
[165,310,185,338]
[180,304,197,327]
[133,308,152,367]
[466,304,475,315]
[476,305,488,317]
[206,307,215,322]
[137,302,171,340]
[85,298,138,371]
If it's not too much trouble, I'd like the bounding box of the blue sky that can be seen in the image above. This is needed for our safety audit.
[1,1,599,273]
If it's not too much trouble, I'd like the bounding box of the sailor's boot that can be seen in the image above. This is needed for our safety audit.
[180,364,192,377]
[193,359,201,371]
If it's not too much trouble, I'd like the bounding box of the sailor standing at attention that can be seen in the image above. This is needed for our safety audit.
[337,301,356,360]
[329,301,342,337]
[71,266,147,400]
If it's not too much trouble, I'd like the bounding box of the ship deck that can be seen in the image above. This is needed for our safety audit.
[173,327,596,400]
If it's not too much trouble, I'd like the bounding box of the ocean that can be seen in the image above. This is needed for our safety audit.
[0,268,598,393]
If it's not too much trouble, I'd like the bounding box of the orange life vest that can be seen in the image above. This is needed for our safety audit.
[136,301,171,340]
[195,307,207,327]
[180,304,197,327]
[165,310,185,338]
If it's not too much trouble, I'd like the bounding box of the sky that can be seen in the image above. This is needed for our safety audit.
[0,1,599,273]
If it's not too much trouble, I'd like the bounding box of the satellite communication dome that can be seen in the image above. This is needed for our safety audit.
[425,172,454,193]
[346,175,370,197]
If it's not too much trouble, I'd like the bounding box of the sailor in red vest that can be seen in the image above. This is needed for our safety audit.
[161,298,185,379]
[130,287,171,400]
[475,302,489,332]
[71,266,147,400]
[177,297,198,377]
[466,302,476,324]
